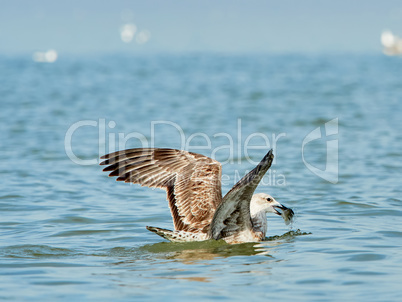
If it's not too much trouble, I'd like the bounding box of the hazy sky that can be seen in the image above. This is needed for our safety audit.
[1,0,402,54]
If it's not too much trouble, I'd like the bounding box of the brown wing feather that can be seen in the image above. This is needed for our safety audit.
[100,148,222,232]
[209,149,274,240]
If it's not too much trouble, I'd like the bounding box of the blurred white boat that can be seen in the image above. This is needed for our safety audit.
[32,49,58,63]
[381,30,402,56]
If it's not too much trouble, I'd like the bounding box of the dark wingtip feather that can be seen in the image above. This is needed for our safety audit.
[102,166,115,172]
[266,149,274,165]
[261,149,273,162]
[99,159,110,165]
[108,170,121,177]
[100,154,109,160]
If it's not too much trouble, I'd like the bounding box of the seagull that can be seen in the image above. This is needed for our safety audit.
[100,148,294,244]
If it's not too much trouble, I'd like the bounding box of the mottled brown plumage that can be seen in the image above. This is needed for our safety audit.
[100,148,293,243]
[100,148,222,234]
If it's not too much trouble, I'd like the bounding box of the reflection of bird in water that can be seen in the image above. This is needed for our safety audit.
[141,240,270,263]
[100,148,294,244]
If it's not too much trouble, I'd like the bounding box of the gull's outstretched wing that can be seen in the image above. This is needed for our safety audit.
[100,148,222,233]
[209,149,274,242]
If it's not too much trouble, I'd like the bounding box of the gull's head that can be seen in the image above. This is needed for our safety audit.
[251,193,294,225]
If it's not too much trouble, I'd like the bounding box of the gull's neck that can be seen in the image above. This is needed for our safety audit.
[250,200,268,237]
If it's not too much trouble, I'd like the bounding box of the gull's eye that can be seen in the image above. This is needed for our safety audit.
[266,197,272,202]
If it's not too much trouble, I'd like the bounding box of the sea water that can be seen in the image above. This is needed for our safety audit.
[1,53,402,301]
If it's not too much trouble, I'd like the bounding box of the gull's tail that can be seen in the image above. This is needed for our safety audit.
[146,226,176,241]
[146,226,208,242]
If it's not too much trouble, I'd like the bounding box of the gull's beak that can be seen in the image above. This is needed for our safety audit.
[273,204,291,215]
[273,204,295,225]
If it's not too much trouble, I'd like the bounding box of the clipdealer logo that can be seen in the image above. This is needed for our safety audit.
[302,118,339,184]
[64,118,339,185]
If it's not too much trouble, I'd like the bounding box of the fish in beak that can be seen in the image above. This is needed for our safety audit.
[273,204,294,225]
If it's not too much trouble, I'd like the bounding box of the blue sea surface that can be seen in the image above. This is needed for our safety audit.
[1,53,402,301]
